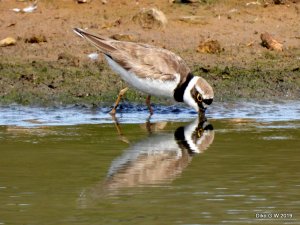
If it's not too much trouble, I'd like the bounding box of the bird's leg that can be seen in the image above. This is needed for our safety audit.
[145,95,153,115]
[109,87,129,115]
[145,116,153,134]
[110,114,130,144]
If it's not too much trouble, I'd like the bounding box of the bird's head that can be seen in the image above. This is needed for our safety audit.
[183,76,214,114]
[174,117,214,154]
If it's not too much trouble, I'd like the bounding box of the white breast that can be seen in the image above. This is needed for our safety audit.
[105,55,179,97]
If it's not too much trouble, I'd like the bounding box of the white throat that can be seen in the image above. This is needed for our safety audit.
[183,76,199,111]
[183,118,200,153]
[183,118,214,154]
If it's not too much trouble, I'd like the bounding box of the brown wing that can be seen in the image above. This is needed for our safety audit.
[111,42,191,82]
[74,28,191,82]
[73,28,116,53]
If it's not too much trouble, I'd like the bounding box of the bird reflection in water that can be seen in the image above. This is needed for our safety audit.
[77,117,214,207]
[104,117,214,190]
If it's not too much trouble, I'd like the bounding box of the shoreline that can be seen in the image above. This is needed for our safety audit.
[0,58,299,106]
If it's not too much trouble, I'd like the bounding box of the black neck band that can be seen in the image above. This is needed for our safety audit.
[173,73,194,102]
[174,126,195,156]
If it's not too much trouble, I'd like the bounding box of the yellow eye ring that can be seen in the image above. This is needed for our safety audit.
[197,93,202,102]
[197,128,204,137]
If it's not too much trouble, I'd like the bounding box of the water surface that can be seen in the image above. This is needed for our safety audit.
[0,101,299,225]
[0,101,299,126]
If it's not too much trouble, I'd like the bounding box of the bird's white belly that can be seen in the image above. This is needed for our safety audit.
[105,56,179,97]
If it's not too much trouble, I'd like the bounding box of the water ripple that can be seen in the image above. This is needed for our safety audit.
[0,101,299,127]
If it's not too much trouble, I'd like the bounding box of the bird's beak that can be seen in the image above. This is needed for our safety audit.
[198,109,206,122]
[198,103,207,113]
[199,107,206,113]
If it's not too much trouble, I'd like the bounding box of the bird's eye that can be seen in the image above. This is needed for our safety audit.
[197,93,202,103]
[197,128,204,137]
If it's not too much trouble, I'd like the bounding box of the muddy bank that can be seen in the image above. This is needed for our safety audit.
[0,0,299,106]
[0,57,299,106]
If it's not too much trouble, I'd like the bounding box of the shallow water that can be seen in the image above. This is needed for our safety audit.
[0,101,299,225]
[0,101,299,127]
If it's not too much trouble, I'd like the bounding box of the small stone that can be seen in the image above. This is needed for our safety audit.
[273,0,285,4]
[110,34,137,42]
[260,32,283,51]
[87,52,99,61]
[178,16,209,25]
[76,0,91,3]
[132,8,167,29]
[197,40,222,54]
[0,37,16,47]
[25,35,47,43]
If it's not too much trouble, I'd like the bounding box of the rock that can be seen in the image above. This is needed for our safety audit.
[87,52,99,61]
[273,0,285,4]
[76,0,92,3]
[0,37,16,47]
[245,1,261,6]
[260,32,283,51]
[22,2,37,13]
[110,33,137,42]
[132,8,167,29]
[12,1,38,13]
[197,40,222,54]
[12,8,22,13]
[7,23,16,28]
[101,18,122,29]
[25,35,47,43]
[178,16,209,25]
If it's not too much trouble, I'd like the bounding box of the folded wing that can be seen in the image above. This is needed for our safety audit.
[73,28,191,82]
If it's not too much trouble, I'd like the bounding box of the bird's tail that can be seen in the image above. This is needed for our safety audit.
[73,28,116,54]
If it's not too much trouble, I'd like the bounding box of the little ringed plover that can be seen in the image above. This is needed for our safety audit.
[73,28,214,115]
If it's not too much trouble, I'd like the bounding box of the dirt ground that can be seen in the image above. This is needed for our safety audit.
[0,0,299,105]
